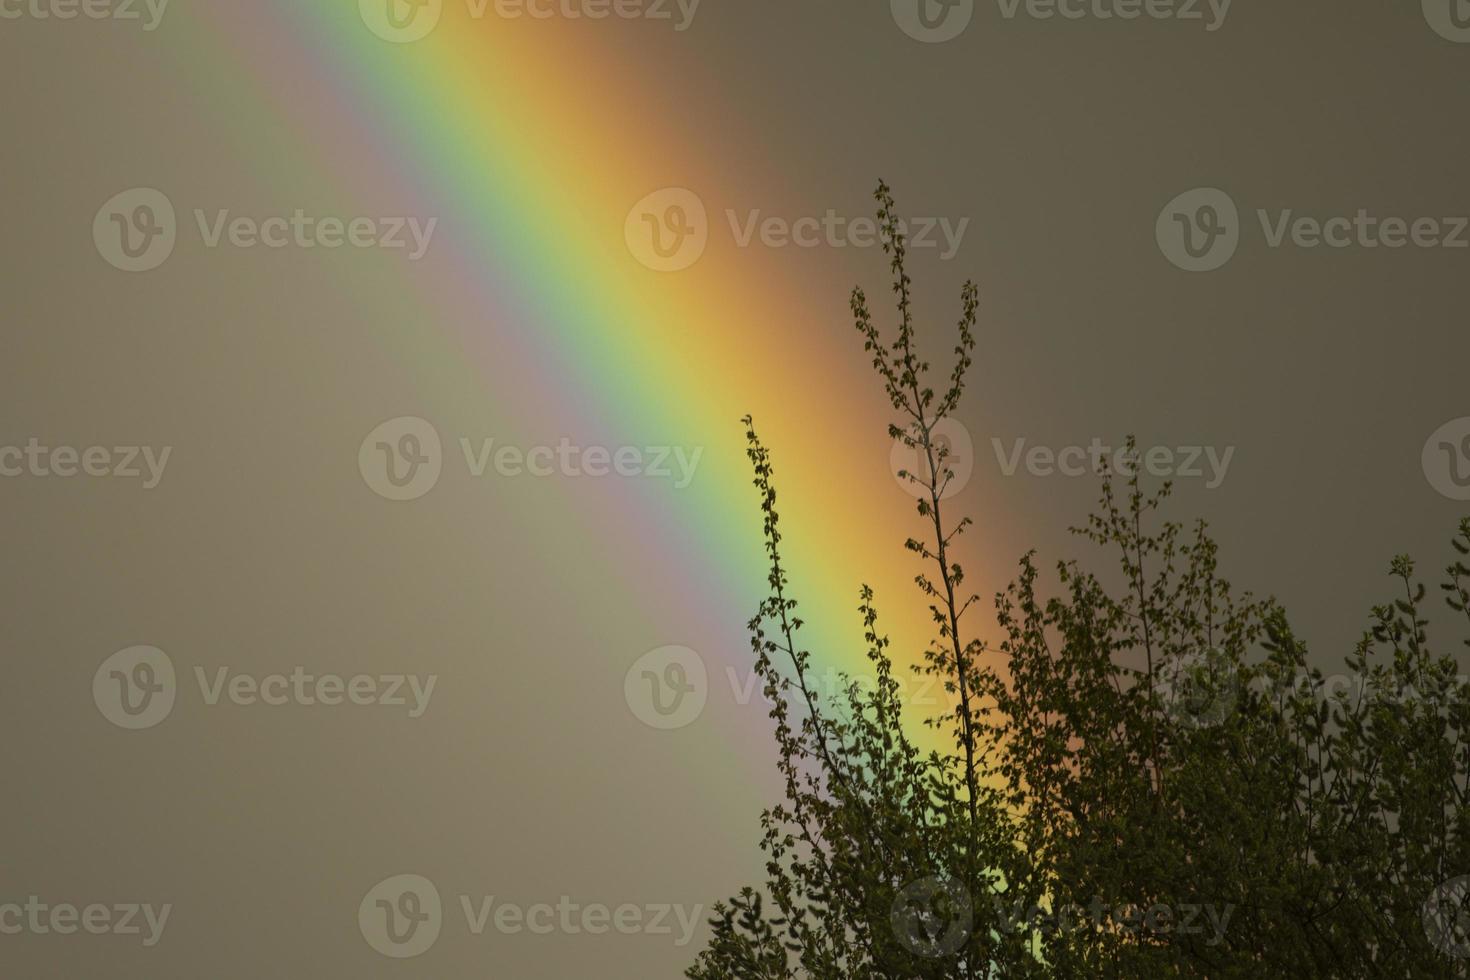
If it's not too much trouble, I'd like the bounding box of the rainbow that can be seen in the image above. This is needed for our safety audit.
[176,2,1014,769]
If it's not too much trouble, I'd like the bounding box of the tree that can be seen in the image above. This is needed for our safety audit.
[687,183,1470,979]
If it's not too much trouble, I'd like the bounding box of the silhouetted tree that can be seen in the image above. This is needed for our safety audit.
[688,183,1470,980]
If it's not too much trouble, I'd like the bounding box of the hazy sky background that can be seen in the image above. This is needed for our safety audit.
[3,2,1468,976]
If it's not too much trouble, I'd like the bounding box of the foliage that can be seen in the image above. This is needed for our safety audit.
[687,183,1470,979]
